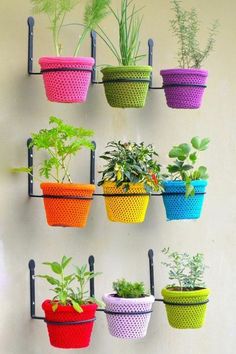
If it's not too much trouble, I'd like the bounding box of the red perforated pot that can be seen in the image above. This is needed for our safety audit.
[42,300,97,349]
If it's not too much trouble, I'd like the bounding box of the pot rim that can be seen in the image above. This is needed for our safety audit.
[103,292,155,304]
[101,65,152,73]
[40,182,96,192]
[39,56,95,66]
[161,287,210,298]
[160,68,208,76]
[162,180,208,187]
[42,299,98,313]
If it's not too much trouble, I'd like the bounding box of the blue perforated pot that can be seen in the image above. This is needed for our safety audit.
[162,180,207,220]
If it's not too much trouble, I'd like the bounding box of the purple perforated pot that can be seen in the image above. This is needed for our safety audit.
[160,68,208,109]
[103,293,154,339]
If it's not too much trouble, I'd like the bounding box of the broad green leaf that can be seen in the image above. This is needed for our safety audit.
[199,138,210,151]
[191,136,201,149]
[51,262,62,274]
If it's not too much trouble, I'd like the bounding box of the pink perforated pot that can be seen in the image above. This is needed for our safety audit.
[103,293,154,339]
[160,68,208,109]
[39,56,95,103]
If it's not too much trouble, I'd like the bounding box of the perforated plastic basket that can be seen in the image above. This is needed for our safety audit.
[103,293,154,339]
[161,288,210,329]
[160,68,208,109]
[42,300,97,348]
[40,183,95,227]
[101,66,152,108]
[39,56,94,103]
[162,180,207,220]
[103,182,150,223]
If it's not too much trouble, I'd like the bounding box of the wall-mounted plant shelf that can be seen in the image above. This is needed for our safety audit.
[26,140,207,225]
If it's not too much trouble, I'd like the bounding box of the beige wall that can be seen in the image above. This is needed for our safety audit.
[1,0,235,353]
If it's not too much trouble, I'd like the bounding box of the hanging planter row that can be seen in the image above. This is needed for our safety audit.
[28,249,210,349]
[27,0,218,109]
[13,122,210,227]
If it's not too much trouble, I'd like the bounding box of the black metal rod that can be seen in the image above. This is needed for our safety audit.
[27,17,34,75]
[29,259,36,318]
[148,249,155,296]
[90,141,96,185]
[27,138,33,197]
[104,310,153,316]
[148,39,154,88]
[89,255,95,297]
[91,31,97,83]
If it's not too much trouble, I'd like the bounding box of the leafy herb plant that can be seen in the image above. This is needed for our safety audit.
[13,116,94,183]
[31,0,110,56]
[165,136,210,196]
[38,256,102,312]
[113,278,146,298]
[162,248,207,291]
[96,0,145,65]
[170,0,219,68]
[98,141,162,193]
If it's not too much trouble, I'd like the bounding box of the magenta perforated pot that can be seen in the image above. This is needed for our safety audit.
[160,68,208,109]
[103,293,154,339]
[39,56,95,103]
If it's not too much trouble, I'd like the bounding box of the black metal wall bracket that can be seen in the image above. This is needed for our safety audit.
[27,139,205,199]
[27,17,161,87]
[27,138,96,198]
[29,249,157,320]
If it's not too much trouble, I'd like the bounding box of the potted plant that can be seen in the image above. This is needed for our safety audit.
[162,136,209,220]
[31,0,110,103]
[98,141,161,223]
[160,0,219,109]
[38,256,101,348]
[14,116,95,227]
[96,0,152,108]
[161,248,210,329]
[103,278,154,339]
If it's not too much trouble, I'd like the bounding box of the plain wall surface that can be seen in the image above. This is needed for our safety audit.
[0,0,235,353]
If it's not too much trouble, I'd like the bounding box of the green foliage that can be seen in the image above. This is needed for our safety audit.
[37,256,102,312]
[97,0,145,65]
[31,0,110,56]
[165,136,210,197]
[15,116,94,183]
[170,0,219,68]
[98,141,162,193]
[113,278,146,298]
[74,0,111,56]
[162,248,207,291]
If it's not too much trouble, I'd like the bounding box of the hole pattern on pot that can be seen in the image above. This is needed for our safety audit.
[163,294,209,329]
[162,182,207,220]
[105,301,153,339]
[39,61,93,103]
[41,184,95,227]
[161,72,208,109]
[102,69,151,108]
[103,183,149,223]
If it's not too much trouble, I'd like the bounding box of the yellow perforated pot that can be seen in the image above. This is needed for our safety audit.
[102,182,150,223]
[161,287,210,329]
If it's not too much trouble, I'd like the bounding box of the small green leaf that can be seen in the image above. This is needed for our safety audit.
[72,300,83,313]
[191,136,201,149]
[51,262,62,274]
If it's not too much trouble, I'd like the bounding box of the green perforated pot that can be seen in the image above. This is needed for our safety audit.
[101,66,152,108]
[161,287,210,329]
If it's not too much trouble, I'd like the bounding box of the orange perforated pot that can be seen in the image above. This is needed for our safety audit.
[40,183,95,228]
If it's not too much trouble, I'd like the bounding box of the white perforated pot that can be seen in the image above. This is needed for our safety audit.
[103,292,155,339]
